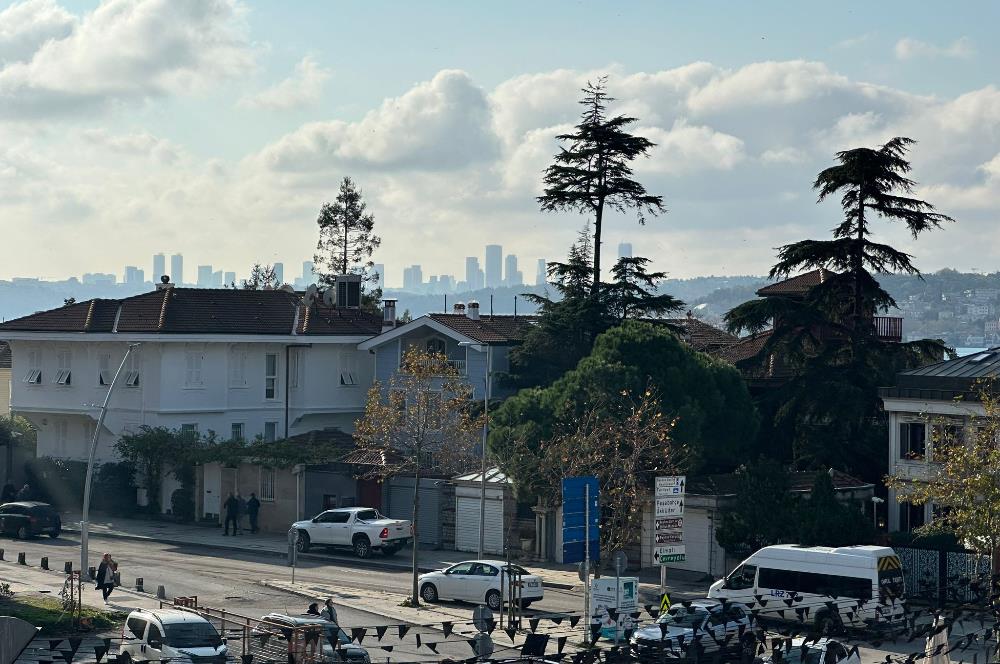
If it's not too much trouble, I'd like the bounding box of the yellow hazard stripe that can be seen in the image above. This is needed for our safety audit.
[878,556,902,571]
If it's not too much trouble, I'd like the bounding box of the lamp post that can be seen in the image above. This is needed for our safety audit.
[871,496,885,530]
[459,341,491,559]
[80,343,139,578]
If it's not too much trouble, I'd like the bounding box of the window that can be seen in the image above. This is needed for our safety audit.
[22,349,42,384]
[426,338,446,355]
[98,353,113,386]
[899,501,926,531]
[265,353,278,399]
[899,422,926,460]
[289,348,302,388]
[229,346,247,388]
[124,350,141,387]
[231,423,245,442]
[339,351,358,387]
[127,618,148,639]
[759,568,871,600]
[260,467,275,502]
[146,624,162,646]
[54,420,68,456]
[316,511,349,523]
[264,421,278,443]
[446,563,476,575]
[180,423,198,434]
[55,350,72,385]
[725,564,757,590]
[185,351,204,387]
[758,567,796,591]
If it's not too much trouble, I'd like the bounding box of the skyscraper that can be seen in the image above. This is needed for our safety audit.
[504,254,522,287]
[536,259,547,285]
[618,242,633,259]
[273,262,284,285]
[170,254,184,285]
[302,261,314,281]
[197,265,213,287]
[373,263,385,290]
[403,265,423,291]
[152,253,166,282]
[485,245,502,289]
[124,266,145,284]
[224,271,236,286]
[465,257,484,291]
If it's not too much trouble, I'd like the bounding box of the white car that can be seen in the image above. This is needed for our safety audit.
[630,599,755,660]
[418,560,544,610]
[291,507,411,558]
[121,608,227,664]
[760,638,860,664]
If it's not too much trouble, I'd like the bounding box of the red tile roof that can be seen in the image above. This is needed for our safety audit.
[659,316,739,353]
[427,313,538,344]
[756,269,833,297]
[716,329,773,364]
[0,288,381,337]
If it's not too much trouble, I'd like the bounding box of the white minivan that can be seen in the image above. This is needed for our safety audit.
[708,545,906,633]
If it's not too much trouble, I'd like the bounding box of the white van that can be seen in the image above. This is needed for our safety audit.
[121,608,228,663]
[708,545,905,633]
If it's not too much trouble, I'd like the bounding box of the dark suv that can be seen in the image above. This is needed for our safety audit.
[0,502,61,539]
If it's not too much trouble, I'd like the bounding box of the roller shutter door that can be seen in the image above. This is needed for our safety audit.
[455,493,504,554]
[387,480,441,548]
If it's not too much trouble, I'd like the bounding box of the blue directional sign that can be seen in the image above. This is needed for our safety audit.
[562,476,600,564]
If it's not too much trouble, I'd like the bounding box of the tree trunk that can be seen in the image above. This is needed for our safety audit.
[342,225,349,275]
[592,197,605,293]
[410,462,421,605]
[854,190,865,335]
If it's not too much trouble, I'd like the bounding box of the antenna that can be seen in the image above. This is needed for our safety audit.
[490,294,494,318]
[444,294,447,313]
[514,296,517,318]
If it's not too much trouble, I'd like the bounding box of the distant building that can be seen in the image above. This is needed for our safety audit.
[170,254,184,285]
[504,254,523,287]
[124,266,145,285]
[197,265,213,287]
[373,263,385,291]
[212,270,224,288]
[273,263,284,285]
[465,257,484,291]
[152,253,166,282]
[82,273,116,285]
[618,242,633,259]
[302,261,314,281]
[403,265,423,291]
[439,275,456,292]
[224,271,236,286]
[485,245,502,289]
[536,259,547,285]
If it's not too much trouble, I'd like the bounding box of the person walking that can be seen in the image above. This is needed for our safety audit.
[236,492,247,535]
[247,492,261,534]
[95,553,117,604]
[320,598,338,625]
[223,492,239,536]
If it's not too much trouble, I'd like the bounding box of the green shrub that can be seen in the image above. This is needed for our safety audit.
[170,487,195,522]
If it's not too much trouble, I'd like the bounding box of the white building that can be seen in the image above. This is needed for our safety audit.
[0,281,382,515]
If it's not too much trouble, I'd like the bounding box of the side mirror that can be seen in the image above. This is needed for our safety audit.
[148,639,162,649]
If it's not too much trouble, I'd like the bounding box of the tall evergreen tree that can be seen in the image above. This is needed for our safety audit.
[606,256,684,322]
[314,176,382,288]
[538,77,665,290]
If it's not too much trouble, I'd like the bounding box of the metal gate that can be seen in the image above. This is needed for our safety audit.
[455,493,504,554]
[895,545,991,605]
[387,478,442,547]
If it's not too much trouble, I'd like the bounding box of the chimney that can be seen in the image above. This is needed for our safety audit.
[156,275,174,291]
[453,302,466,315]
[382,299,397,332]
[467,300,480,320]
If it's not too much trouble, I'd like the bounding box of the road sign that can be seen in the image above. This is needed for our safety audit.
[660,593,671,612]
[562,476,600,564]
[653,546,686,564]
[655,497,684,517]
[655,476,686,496]
[655,517,683,530]
[472,633,494,659]
[655,531,683,544]
[577,561,595,583]
[473,606,494,632]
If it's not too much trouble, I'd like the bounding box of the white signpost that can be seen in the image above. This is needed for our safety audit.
[655,476,686,598]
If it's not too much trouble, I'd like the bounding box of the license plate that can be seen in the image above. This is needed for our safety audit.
[527,581,539,587]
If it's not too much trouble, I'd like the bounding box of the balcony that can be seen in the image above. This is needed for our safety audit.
[875,316,903,343]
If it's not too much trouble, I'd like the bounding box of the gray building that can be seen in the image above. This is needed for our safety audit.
[536,259,547,285]
[403,265,423,291]
[273,262,284,285]
[373,263,385,290]
[485,244,502,289]
[618,242,633,259]
[197,265,214,287]
[464,257,483,291]
[170,254,184,285]
[504,254,522,287]
[153,253,166,282]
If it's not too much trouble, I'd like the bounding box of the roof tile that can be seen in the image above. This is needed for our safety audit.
[756,269,833,296]
[427,313,537,344]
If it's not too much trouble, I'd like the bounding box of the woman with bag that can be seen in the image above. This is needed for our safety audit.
[95,553,118,604]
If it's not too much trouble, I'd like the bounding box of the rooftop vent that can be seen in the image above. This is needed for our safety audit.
[467,300,480,320]
[155,275,174,291]
[453,302,466,314]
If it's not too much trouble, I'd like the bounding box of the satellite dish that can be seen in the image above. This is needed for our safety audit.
[322,289,336,307]
[303,284,319,307]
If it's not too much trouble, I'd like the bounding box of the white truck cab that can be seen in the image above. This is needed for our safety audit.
[121,608,227,663]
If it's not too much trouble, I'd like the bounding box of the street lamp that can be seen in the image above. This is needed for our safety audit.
[80,343,140,578]
[871,496,885,530]
[459,341,491,560]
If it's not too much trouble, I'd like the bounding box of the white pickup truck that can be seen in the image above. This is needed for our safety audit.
[291,507,412,558]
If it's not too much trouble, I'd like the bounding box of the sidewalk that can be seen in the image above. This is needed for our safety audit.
[59,511,708,596]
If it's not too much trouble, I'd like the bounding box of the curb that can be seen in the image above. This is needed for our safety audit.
[61,525,580,591]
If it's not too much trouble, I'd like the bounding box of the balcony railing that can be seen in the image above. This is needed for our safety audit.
[875,316,903,342]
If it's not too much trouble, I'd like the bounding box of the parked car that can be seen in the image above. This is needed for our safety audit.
[630,599,755,661]
[0,501,61,539]
[253,613,369,663]
[759,638,860,664]
[291,507,411,558]
[120,608,228,664]
[418,560,544,611]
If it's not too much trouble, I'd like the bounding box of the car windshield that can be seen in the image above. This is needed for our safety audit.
[658,608,708,628]
[355,509,381,521]
[504,565,529,575]
[163,622,222,649]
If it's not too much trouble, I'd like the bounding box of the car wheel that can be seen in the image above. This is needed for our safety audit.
[816,612,843,636]
[16,525,28,540]
[519,600,533,609]
[485,590,502,611]
[353,536,371,559]
[295,531,310,553]
[49,529,60,539]
[420,583,438,603]
[120,653,133,664]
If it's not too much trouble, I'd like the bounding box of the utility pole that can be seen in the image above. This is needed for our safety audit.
[81,343,139,579]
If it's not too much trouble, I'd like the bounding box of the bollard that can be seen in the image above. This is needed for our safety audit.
[156,585,166,599]
[88,566,97,581]
[41,556,48,570]
[17,552,25,565]
[135,577,144,593]
[64,561,73,574]
[0,548,4,560]
[113,571,121,587]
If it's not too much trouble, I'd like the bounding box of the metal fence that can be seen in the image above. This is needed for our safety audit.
[894,546,992,606]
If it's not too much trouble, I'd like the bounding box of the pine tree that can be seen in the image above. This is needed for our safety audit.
[538,77,665,290]
[606,256,684,322]
[314,176,382,288]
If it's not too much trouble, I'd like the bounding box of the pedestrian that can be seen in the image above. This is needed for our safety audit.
[15,483,30,501]
[1,483,16,503]
[306,603,321,616]
[321,599,338,624]
[247,492,261,534]
[223,492,239,536]
[95,553,117,604]
[236,492,247,535]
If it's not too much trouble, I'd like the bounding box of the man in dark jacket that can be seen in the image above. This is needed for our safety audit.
[223,492,239,536]
[247,493,261,534]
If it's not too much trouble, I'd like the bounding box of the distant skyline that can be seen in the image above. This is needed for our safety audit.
[3,2,1000,281]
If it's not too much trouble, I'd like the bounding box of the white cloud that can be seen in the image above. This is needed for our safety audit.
[638,121,746,175]
[238,55,330,111]
[894,37,974,61]
[760,147,808,164]
[0,0,75,64]
[0,0,254,119]
[81,129,182,164]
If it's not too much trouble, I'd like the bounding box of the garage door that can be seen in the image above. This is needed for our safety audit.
[455,494,504,554]
[387,481,441,548]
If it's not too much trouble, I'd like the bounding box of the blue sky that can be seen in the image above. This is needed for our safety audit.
[2,0,999,284]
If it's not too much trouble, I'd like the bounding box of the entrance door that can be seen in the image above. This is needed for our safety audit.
[203,463,222,518]
[358,480,382,509]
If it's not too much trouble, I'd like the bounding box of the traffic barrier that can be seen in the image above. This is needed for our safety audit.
[0,548,5,560]
[41,556,48,570]
[17,552,25,565]
[156,585,166,599]
[88,566,96,580]
[135,577,144,592]
[64,561,73,574]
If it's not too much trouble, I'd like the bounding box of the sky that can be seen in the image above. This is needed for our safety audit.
[2,1,1000,286]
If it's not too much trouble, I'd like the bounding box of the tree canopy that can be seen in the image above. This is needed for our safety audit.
[314,176,382,289]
